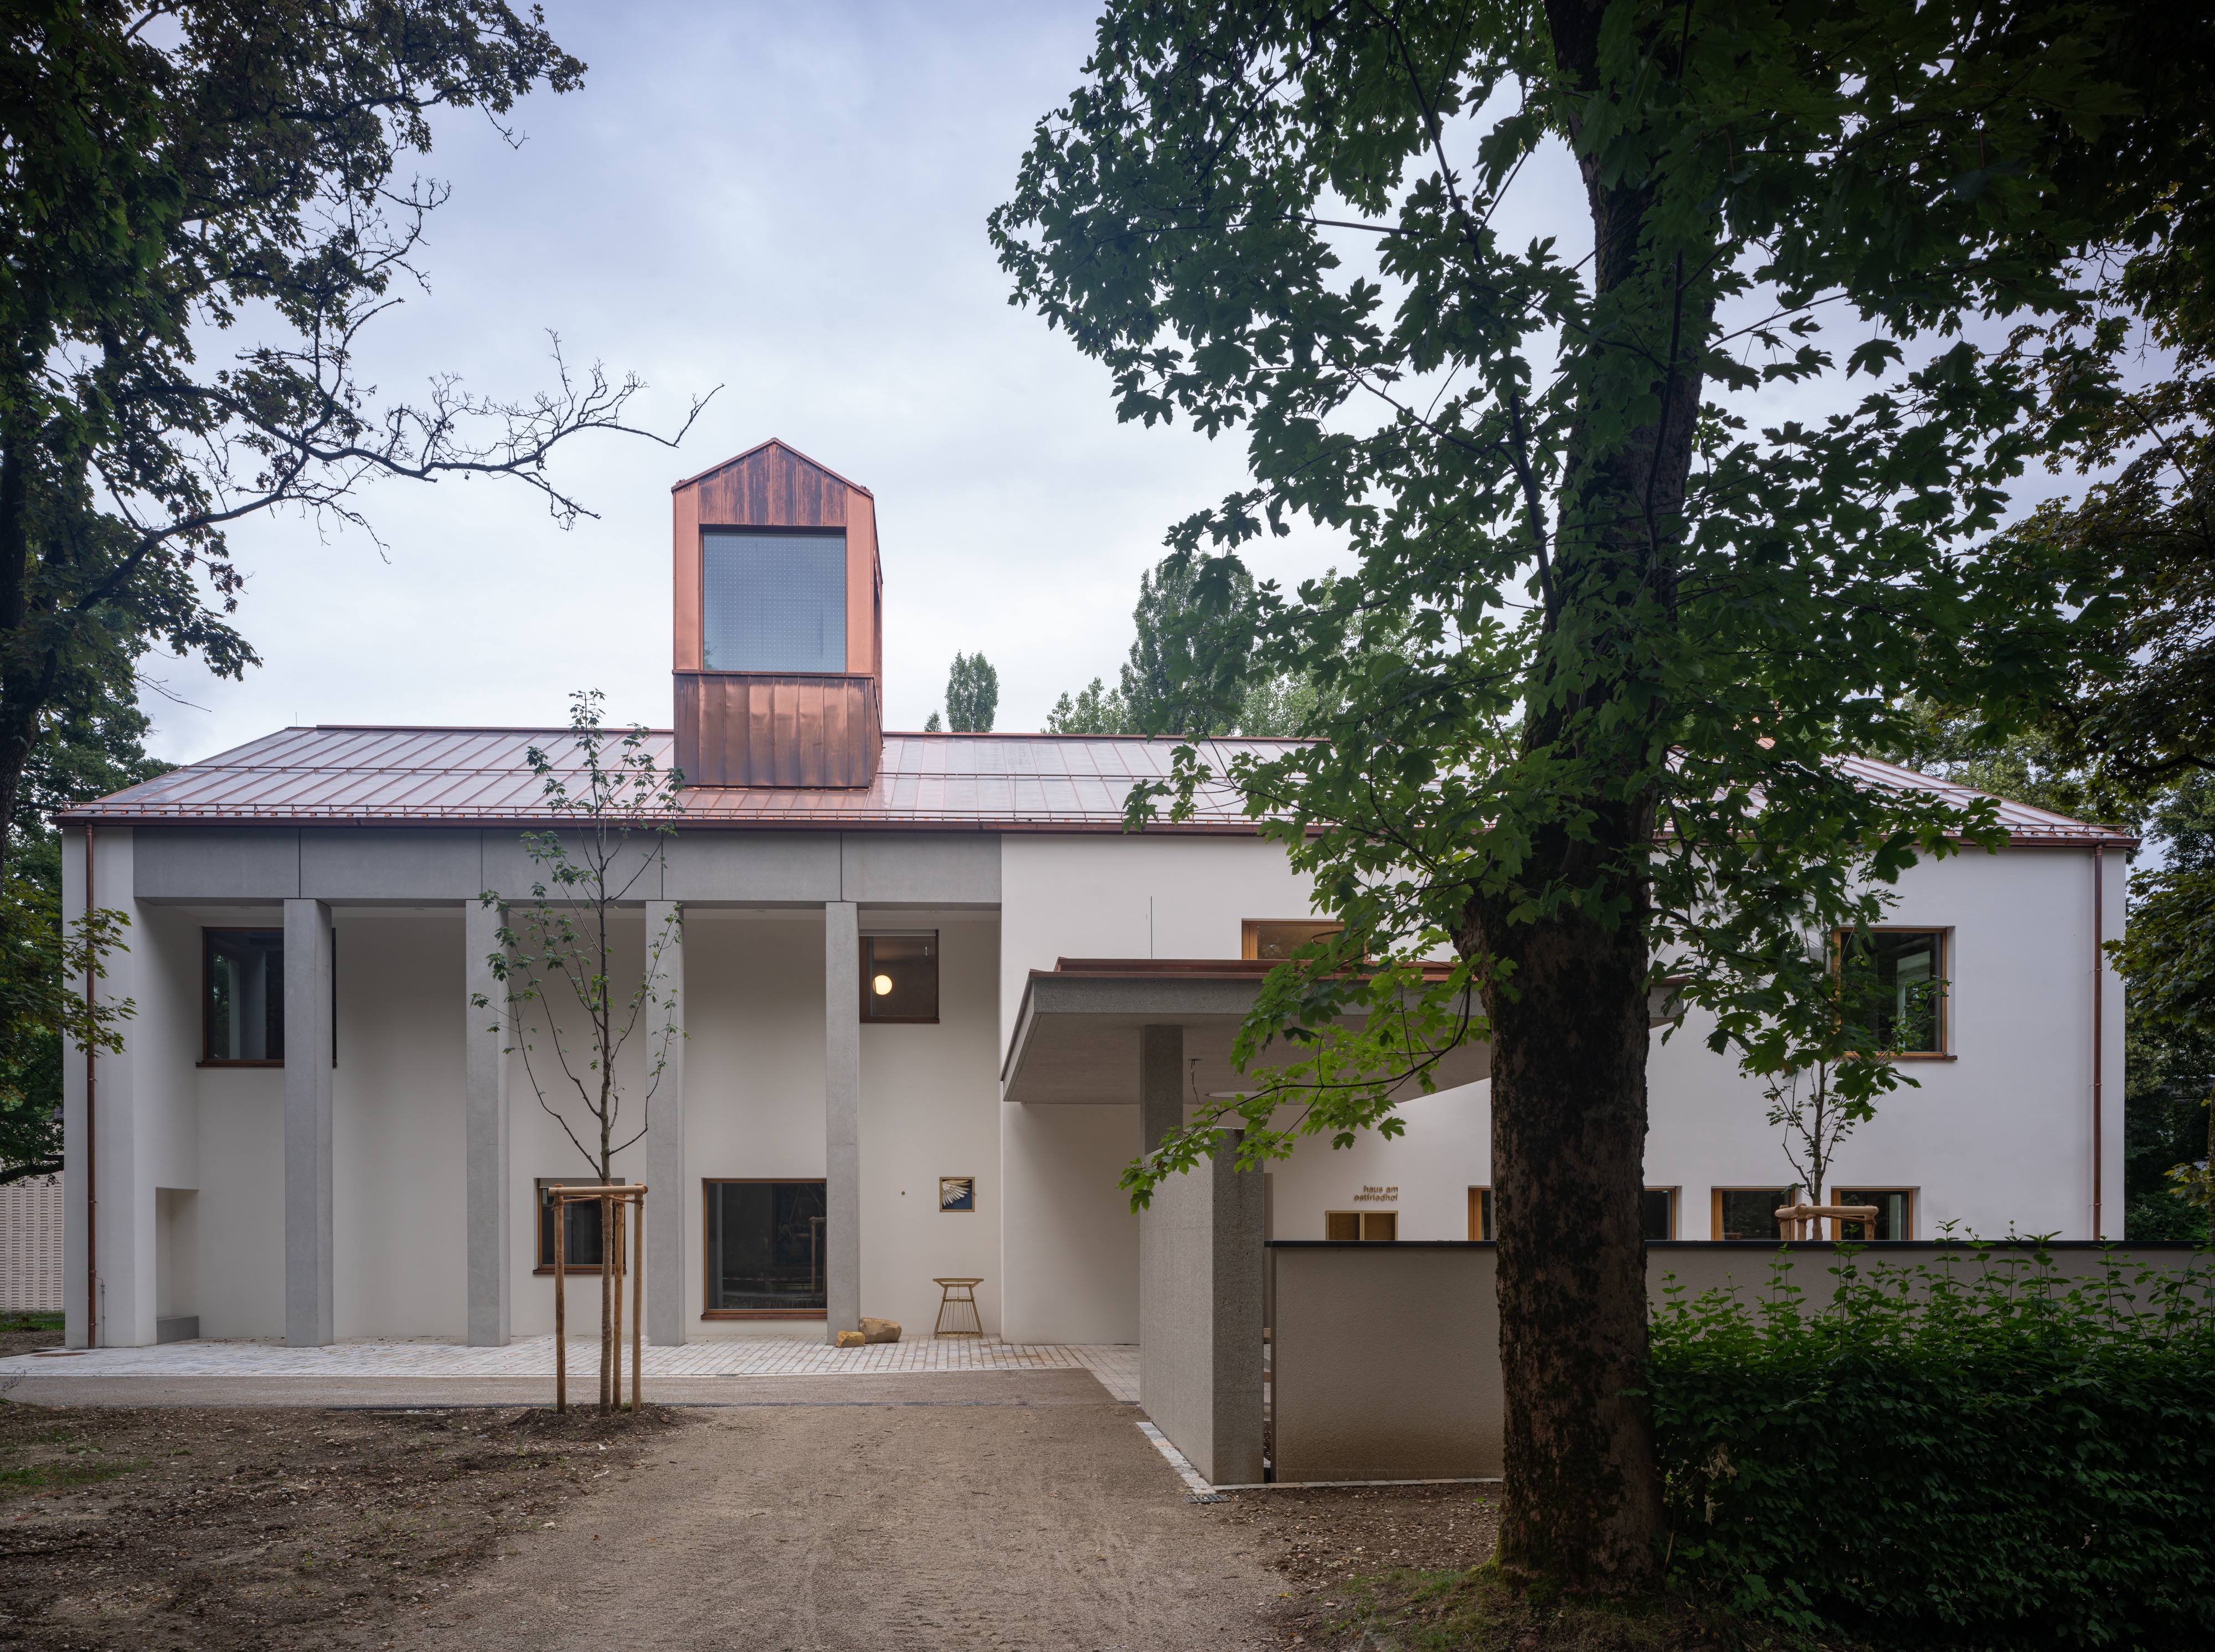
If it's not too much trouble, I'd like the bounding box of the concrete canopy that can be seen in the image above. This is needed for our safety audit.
[1000,959,1493,1106]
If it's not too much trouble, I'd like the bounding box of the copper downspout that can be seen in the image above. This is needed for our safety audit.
[84,824,97,1346]
[2092,843,2104,1242]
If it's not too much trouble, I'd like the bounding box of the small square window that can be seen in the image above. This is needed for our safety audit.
[701,530,847,672]
[862,932,938,1022]
[1837,928,1948,1054]
[203,930,284,1062]
[1326,1210,1396,1241]
[1243,920,1343,961]
[535,1179,609,1272]
[1712,1187,1798,1241]
[1833,1188,1915,1241]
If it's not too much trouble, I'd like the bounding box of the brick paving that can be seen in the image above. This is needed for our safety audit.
[0,1335,1142,1401]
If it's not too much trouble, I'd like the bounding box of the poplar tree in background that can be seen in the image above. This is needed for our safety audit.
[993,0,2192,1590]
[944,652,1000,732]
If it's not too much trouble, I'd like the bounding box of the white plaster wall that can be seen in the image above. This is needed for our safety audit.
[331,910,467,1338]
[193,1064,285,1338]
[1252,1081,1492,1243]
[1646,844,2124,1240]
[858,915,1002,1338]
[997,834,1322,1037]
[999,1103,1141,1344]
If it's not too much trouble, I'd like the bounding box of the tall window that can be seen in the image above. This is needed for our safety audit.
[1835,1187,1915,1240]
[203,930,283,1062]
[1838,928,1948,1054]
[1243,920,1342,960]
[701,530,847,672]
[861,931,937,1023]
[706,1180,828,1314]
[1712,1186,1798,1240]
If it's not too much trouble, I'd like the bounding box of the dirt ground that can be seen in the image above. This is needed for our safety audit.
[0,1367,1517,1651]
[0,1315,63,1362]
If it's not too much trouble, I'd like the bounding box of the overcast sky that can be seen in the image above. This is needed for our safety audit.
[143,2,2088,767]
[140,2,1335,759]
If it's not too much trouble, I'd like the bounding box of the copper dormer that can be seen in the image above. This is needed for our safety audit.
[671,440,885,787]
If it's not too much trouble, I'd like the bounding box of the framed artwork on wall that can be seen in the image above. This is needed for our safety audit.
[939,1176,976,1214]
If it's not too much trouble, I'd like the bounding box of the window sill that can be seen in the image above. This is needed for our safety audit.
[197,1059,284,1068]
[861,1018,940,1026]
[700,1309,827,1320]
[531,1266,626,1277]
[1885,1052,1958,1062]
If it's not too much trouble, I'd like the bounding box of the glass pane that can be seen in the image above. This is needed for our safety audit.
[537,1188,605,1267]
[862,933,937,1020]
[710,1181,828,1311]
[1640,1189,1674,1240]
[1325,1211,1360,1241]
[702,531,847,672]
[1845,930,1944,1052]
[1248,921,1342,960]
[1719,1188,1794,1241]
[204,931,283,1060]
[1837,1190,1909,1241]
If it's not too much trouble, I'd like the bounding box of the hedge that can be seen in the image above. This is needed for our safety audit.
[1646,1245,2215,1649]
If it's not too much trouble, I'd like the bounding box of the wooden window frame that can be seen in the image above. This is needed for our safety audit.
[1642,1186,1680,1241]
[1325,1209,1397,1241]
[1467,1186,1496,1240]
[700,1176,830,1320]
[1830,1185,1917,1241]
[533,1178,620,1277]
[859,930,939,1025]
[1709,1186,1801,1241]
[1242,920,1345,962]
[1833,926,1954,1060]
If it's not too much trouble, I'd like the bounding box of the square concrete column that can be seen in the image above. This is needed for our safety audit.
[1141,1023,1183,1151]
[825,901,861,1342]
[463,900,511,1347]
[644,901,685,1346]
[284,899,336,1347]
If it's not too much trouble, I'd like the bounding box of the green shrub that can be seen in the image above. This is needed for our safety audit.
[1647,1245,2215,1649]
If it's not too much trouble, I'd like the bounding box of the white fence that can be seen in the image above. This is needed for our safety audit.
[0,1176,63,1314]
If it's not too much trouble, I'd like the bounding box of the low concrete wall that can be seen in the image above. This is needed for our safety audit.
[1269,1240,2209,1485]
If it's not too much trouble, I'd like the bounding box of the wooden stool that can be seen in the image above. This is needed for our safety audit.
[931,1277,984,1338]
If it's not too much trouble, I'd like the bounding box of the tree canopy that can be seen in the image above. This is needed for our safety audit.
[993,0,2188,1588]
[943,651,1000,731]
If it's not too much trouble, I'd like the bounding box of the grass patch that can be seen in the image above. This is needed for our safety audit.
[0,1458,140,1498]
[1333,1565,1801,1652]
[0,1314,61,1334]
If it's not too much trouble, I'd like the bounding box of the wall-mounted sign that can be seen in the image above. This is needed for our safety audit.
[1353,1184,1399,1203]
[939,1176,976,1214]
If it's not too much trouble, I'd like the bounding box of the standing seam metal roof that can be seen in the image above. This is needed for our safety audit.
[50,726,2137,844]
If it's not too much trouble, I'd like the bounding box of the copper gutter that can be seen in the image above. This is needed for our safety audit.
[83,824,97,1346]
[2093,843,2104,1241]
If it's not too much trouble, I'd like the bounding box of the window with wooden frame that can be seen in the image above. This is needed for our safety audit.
[1711,1186,1800,1241]
[1243,920,1343,961]
[703,1179,828,1317]
[861,931,937,1023]
[1641,1188,1679,1241]
[1468,1187,1498,1239]
[1325,1210,1397,1241]
[1832,1186,1915,1240]
[535,1179,611,1274]
[1835,928,1949,1055]
[202,930,284,1064]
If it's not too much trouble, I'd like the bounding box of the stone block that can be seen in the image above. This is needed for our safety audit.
[860,1317,901,1344]
[835,1330,866,1348]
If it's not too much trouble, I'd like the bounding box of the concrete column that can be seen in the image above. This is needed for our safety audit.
[1140,1024,1183,1151]
[463,900,511,1348]
[645,901,685,1345]
[284,899,336,1347]
[1209,1129,1267,1482]
[825,901,861,1341]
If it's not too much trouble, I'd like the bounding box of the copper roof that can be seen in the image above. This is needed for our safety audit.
[53,727,2137,845]
[55,726,1296,832]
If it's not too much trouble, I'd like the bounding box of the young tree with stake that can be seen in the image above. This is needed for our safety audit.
[477,692,682,1413]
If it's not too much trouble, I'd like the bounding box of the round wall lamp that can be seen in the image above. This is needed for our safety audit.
[872,974,894,997]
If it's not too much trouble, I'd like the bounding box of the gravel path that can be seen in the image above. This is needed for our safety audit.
[409,1369,1283,1652]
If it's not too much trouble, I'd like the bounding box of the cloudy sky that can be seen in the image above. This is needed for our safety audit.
[145,2,2084,766]
[142,2,1343,759]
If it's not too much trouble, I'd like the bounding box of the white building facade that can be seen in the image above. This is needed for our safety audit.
[55,443,2131,1351]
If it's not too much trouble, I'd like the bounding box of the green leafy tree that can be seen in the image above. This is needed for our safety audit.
[944,652,1000,732]
[478,690,682,1411]
[0,1,712,877]
[921,710,944,733]
[1119,557,1255,735]
[1047,676,1131,733]
[993,0,2166,1588]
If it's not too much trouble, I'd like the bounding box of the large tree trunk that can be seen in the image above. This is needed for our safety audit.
[1479,887,1664,1587]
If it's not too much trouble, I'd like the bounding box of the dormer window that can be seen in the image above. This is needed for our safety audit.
[702,529,847,673]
